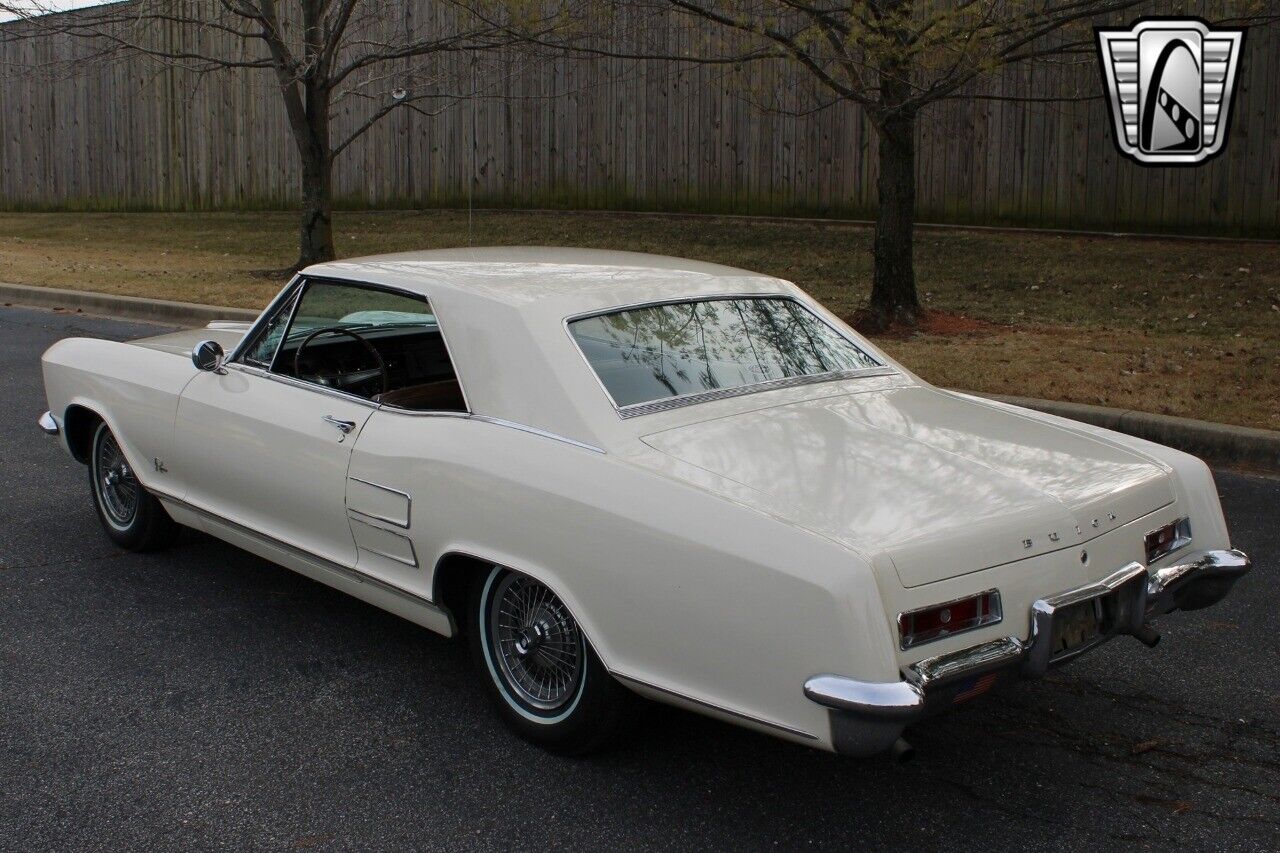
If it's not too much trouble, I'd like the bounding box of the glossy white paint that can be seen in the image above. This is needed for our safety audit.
[40,248,1237,753]
[173,366,376,566]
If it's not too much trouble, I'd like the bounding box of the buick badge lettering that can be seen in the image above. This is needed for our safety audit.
[1096,18,1245,165]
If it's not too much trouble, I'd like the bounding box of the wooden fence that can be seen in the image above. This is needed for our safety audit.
[0,3,1277,236]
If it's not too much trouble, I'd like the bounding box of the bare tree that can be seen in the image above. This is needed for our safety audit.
[0,0,555,270]
[540,0,1272,330]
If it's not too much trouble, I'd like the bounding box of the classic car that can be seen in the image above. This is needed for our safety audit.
[38,247,1251,758]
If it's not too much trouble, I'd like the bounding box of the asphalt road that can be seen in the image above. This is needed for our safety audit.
[2,305,1278,852]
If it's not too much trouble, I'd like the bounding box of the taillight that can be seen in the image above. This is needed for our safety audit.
[1145,518,1191,564]
[898,590,1002,651]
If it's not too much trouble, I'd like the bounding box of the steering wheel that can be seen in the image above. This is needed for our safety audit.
[292,326,389,397]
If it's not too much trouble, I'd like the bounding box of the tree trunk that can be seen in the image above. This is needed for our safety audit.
[296,149,335,269]
[292,75,335,270]
[867,105,920,330]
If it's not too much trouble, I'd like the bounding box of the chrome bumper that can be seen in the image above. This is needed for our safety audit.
[806,548,1251,757]
[38,411,60,436]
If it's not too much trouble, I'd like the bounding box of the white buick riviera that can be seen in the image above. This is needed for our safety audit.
[39,248,1251,758]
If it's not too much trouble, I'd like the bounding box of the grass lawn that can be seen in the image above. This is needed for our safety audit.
[2,210,1276,431]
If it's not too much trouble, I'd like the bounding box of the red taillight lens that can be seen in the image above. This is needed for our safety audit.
[898,590,1002,650]
[1145,518,1191,564]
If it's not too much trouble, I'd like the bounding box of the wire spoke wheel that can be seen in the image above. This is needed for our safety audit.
[486,572,585,715]
[93,429,139,527]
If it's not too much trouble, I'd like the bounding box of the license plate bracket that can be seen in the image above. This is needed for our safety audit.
[1049,598,1103,659]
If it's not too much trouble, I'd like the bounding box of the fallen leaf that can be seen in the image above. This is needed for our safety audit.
[1131,739,1161,754]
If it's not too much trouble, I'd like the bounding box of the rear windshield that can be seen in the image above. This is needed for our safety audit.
[568,297,883,409]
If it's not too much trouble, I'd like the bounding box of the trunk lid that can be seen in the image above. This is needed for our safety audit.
[640,386,1173,588]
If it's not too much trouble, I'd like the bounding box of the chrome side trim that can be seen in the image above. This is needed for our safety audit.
[347,477,412,529]
[152,490,451,629]
[467,415,607,454]
[350,517,419,567]
[561,293,896,418]
[613,673,819,741]
[348,507,408,529]
[616,367,898,419]
[38,411,60,436]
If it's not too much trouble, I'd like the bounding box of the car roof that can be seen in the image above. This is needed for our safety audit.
[299,246,870,450]
[303,247,789,319]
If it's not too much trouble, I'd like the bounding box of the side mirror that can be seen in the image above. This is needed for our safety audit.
[191,339,227,374]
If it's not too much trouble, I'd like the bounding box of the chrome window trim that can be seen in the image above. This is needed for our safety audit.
[562,293,894,418]
[227,362,381,409]
[616,367,897,418]
[232,273,475,416]
[264,285,306,372]
[228,274,304,365]
[222,365,606,454]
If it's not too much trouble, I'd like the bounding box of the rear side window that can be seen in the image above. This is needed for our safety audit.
[569,297,883,410]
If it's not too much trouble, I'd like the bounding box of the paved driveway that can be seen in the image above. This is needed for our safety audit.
[1,305,1277,851]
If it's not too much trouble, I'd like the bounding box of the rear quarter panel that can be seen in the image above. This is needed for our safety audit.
[349,411,897,748]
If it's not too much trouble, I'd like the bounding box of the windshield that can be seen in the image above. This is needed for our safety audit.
[569,297,884,410]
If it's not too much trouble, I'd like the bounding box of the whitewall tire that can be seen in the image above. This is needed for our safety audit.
[469,565,636,754]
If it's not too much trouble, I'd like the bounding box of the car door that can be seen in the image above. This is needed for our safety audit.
[172,278,383,567]
[174,369,374,566]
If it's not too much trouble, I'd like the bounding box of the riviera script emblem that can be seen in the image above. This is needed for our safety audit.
[1096,18,1245,165]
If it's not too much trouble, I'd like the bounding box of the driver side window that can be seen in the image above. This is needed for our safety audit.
[243,279,467,413]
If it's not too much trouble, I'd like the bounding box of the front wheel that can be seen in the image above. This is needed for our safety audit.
[469,565,636,754]
[89,421,178,551]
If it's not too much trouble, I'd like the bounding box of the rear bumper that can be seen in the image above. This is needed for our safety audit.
[805,548,1251,756]
[38,411,60,436]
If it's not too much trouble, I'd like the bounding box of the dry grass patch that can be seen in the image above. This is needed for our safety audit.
[1,210,1276,429]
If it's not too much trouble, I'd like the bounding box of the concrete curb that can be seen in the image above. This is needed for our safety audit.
[4,282,1277,471]
[0,282,259,326]
[978,394,1280,472]
[444,207,1280,246]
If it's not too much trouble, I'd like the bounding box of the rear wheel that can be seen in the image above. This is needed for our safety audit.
[89,422,177,551]
[469,565,636,754]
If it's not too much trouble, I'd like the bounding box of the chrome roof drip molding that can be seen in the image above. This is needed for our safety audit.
[616,367,898,419]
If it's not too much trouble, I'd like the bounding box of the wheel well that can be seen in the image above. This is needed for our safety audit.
[432,553,493,637]
[62,405,103,464]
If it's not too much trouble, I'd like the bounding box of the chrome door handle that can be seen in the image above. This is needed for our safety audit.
[322,415,357,438]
